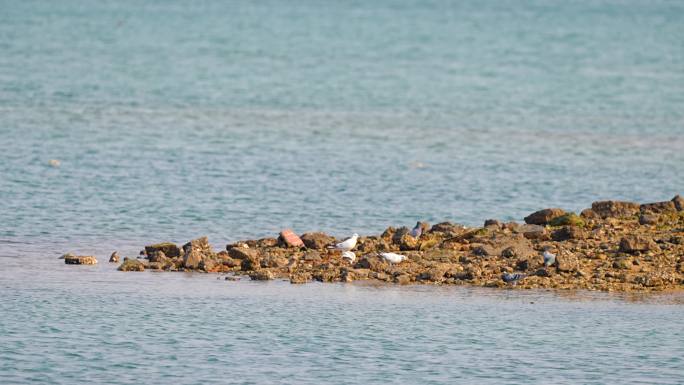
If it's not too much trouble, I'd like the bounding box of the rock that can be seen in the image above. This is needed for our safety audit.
[394,274,412,285]
[148,261,164,270]
[548,213,585,227]
[228,247,258,260]
[118,259,145,271]
[515,259,531,271]
[109,251,120,263]
[199,259,217,272]
[241,254,262,271]
[672,195,684,211]
[289,272,311,284]
[249,270,275,281]
[551,226,585,242]
[639,214,658,226]
[256,238,279,248]
[619,236,656,254]
[391,227,410,245]
[418,265,449,282]
[354,256,388,271]
[148,250,168,263]
[182,237,214,269]
[429,222,464,234]
[278,229,304,248]
[260,255,288,268]
[183,249,204,269]
[380,226,396,239]
[517,224,548,240]
[612,258,632,270]
[524,208,566,225]
[591,200,640,219]
[64,255,98,265]
[556,254,579,272]
[484,219,502,228]
[580,208,599,219]
[303,251,322,262]
[498,238,536,259]
[471,244,497,257]
[640,201,677,215]
[145,242,181,258]
[301,232,335,249]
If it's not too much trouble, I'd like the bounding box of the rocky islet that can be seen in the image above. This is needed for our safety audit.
[65,196,684,292]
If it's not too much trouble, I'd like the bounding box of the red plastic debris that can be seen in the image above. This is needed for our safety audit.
[279,229,304,248]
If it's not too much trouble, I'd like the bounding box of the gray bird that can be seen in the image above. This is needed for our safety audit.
[410,222,422,238]
[502,273,526,283]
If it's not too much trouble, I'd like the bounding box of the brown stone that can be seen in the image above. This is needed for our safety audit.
[524,208,566,225]
[148,250,168,263]
[301,232,335,249]
[241,254,262,271]
[394,274,412,285]
[672,195,684,211]
[429,222,464,234]
[118,259,145,271]
[256,238,279,248]
[249,270,275,281]
[640,201,677,214]
[619,236,656,254]
[289,272,311,284]
[182,237,214,269]
[228,246,258,260]
[517,224,548,240]
[556,254,579,272]
[591,201,640,219]
[638,214,658,226]
[145,242,181,258]
[260,255,288,268]
[551,226,585,242]
[64,255,98,265]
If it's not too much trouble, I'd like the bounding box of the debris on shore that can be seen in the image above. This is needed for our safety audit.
[67,196,684,292]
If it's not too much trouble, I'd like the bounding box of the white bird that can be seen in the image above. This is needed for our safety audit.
[341,251,356,263]
[379,252,407,264]
[543,250,556,267]
[328,233,359,251]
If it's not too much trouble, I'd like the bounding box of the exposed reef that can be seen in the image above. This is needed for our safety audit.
[66,196,684,292]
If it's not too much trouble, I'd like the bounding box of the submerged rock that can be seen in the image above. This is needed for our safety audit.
[64,255,98,265]
[118,259,145,271]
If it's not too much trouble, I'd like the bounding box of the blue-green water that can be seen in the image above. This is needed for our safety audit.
[1,0,684,383]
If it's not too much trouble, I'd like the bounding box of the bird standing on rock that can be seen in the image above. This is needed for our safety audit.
[410,222,423,238]
[328,233,359,251]
[502,273,526,283]
[379,252,407,264]
[543,248,556,267]
[341,251,356,263]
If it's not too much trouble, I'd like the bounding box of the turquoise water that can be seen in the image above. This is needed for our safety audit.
[1,0,684,383]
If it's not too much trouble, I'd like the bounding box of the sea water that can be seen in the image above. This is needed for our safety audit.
[1,0,683,383]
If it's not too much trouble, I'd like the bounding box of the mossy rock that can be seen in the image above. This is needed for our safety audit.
[549,213,585,227]
[118,259,145,272]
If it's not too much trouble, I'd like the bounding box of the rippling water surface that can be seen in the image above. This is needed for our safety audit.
[1,0,684,383]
